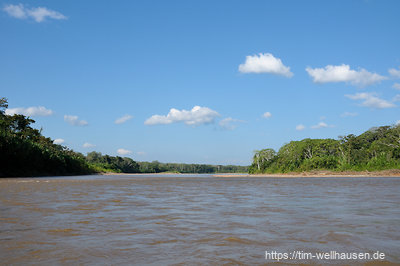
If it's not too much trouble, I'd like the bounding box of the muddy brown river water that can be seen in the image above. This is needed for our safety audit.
[0,174,399,265]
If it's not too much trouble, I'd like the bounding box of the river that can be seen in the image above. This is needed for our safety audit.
[0,174,399,265]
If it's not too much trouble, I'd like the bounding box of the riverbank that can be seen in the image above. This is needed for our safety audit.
[97,169,400,178]
[214,169,400,178]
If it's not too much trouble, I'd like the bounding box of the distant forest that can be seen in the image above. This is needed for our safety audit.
[250,124,400,174]
[86,151,248,174]
[0,97,247,177]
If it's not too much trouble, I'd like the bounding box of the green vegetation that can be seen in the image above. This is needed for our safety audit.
[250,125,400,174]
[86,152,247,174]
[137,161,247,174]
[0,98,93,177]
[84,152,249,174]
[86,151,140,173]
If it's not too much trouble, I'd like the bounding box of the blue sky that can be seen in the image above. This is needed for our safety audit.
[1,0,399,165]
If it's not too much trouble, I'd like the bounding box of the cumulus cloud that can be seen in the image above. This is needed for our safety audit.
[64,115,88,126]
[83,142,96,148]
[312,122,327,129]
[262,112,272,119]
[296,124,306,131]
[311,122,334,129]
[396,120,400,126]
[219,117,244,130]
[393,95,400,102]
[393,83,400,90]
[115,114,133,124]
[238,53,293,77]
[389,67,400,78]
[341,112,358,117]
[3,4,67,22]
[53,138,65,145]
[145,106,220,126]
[5,106,53,117]
[117,148,132,156]
[3,3,25,19]
[306,64,386,87]
[345,93,396,109]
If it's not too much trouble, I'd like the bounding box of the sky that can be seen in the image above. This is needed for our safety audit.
[1,0,399,165]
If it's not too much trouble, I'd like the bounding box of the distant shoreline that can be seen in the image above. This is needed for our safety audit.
[99,169,400,178]
[214,169,400,178]
[2,170,399,178]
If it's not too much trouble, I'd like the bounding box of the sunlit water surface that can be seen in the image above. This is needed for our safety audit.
[0,174,399,265]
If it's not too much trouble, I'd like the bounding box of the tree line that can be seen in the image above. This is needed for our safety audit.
[250,124,400,173]
[86,151,248,174]
[0,98,93,177]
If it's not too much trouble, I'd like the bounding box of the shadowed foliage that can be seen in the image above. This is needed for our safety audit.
[0,97,93,177]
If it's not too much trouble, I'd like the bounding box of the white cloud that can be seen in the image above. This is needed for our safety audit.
[393,95,400,102]
[396,120,400,126]
[311,122,334,129]
[3,4,26,19]
[27,6,66,22]
[64,115,88,126]
[345,92,396,109]
[53,138,65,145]
[83,142,96,148]
[219,117,244,130]
[117,148,132,156]
[262,112,272,119]
[115,114,133,124]
[136,151,146,156]
[306,64,386,87]
[389,67,400,78]
[296,124,305,131]
[3,4,67,22]
[145,106,220,126]
[238,53,293,77]
[341,112,358,117]
[393,83,400,90]
[5,106,53,117]
[313,122,326,129]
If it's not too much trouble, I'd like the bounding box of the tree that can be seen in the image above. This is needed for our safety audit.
[0,97,8,114]
[252,148,276,172]
[86,151,103,163]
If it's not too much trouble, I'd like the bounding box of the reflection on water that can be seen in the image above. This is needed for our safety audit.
[0,175,399,265]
